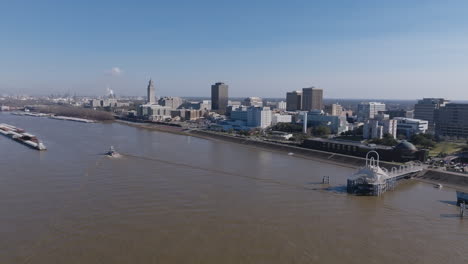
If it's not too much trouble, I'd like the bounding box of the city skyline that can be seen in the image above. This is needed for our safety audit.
[2,1,468,99]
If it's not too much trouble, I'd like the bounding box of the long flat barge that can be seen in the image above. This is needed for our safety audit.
[0,123,47,150]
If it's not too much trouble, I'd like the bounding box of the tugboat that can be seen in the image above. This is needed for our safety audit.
[106,146,120,157]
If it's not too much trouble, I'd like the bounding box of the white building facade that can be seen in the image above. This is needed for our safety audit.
[357,102,386,121]
[394,117,429,137]
[271,113,292,125]
[247,107,272,128]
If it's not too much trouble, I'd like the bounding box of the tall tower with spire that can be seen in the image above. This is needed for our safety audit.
[147,79,156,104]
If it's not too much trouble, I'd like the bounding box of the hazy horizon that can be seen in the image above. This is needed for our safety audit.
[1,1,468,99]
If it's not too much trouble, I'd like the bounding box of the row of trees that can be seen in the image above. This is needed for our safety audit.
[409,133,437,148]
[34,105,115,121]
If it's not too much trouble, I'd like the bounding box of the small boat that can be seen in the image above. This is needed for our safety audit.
[106,146,120,157]
[434,183,443,189]
[288,152,294,156]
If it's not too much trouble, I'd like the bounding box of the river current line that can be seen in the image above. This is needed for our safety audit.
[119,152,442,220]
[120,152,342,195]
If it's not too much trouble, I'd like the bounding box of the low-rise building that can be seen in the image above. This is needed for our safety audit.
[271,113,292,125]
[243,97,263,107]
[171,109,204,121]
[137,104,172,121]
[324,103,343,116]
[230,106,249,122]
[276,101,287,111]
[306,110,348,134]
[247,106,272,128]
[158,96,184,109]
[357,102,386,121]
[363,119,397,139]
[394,117,428,137]
[302,138,428,162]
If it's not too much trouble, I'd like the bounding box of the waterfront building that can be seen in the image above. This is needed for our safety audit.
[277,101,287,111]
[171,109,204,121]
[306,110,348,134]
[137,104,172,121]
[271,113,292,125]
[363,119,397,139]
[414,98,449,132]
[363,120,383,139]
[147,79,156,104]
[286,90,302,111]
[394,117,428,138]
[158,97,184,109]
[211,82,229,115]
[324,103,343,116]
[243,97,263,107]
[247,107,272,128]
[230,106,249,122]
[210,120,250,131]
[435,103,468,139]
[382,119,398,139]
[302,138,428,162]
[357,102,386,121]
[301,87,323,111]
[186,100,211,111]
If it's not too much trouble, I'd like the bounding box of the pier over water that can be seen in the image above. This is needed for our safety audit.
[347,151,424,196]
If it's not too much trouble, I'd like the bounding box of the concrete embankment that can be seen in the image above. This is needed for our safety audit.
[415,169,468,191]
[189,130,401,169]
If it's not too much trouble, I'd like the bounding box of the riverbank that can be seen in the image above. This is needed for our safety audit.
[415,169,468,192]
[114,119,468,191]
[115,119,400,169]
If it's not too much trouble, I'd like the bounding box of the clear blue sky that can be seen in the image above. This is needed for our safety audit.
[1,0,468,99]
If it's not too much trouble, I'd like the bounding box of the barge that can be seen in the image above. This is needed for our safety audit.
[0,123,47,150]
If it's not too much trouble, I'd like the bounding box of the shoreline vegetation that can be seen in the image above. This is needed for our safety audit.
[32,105,114,121]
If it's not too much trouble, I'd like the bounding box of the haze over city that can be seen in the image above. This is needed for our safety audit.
[1,0,468,99]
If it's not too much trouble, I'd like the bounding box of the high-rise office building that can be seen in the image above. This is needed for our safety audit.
[435,103,468,139]
[414,98,449,132]
[211,82,229,115]
[357,102,386,121]
[301,87,323,111]
[147,79,156,104]
[286,91,302,111]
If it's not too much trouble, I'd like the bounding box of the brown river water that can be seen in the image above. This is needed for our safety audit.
[1,113,467,263]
